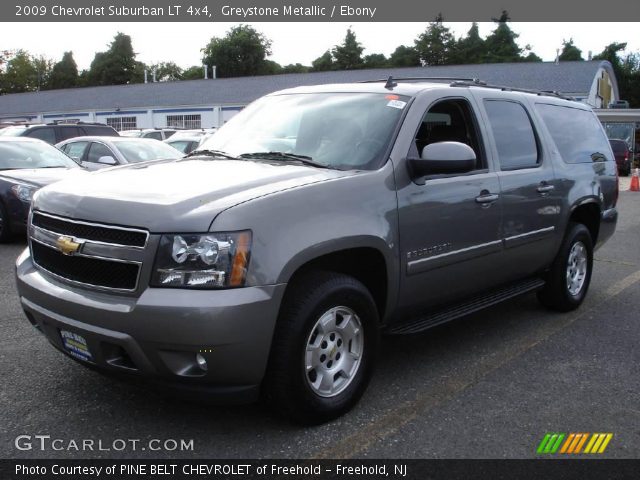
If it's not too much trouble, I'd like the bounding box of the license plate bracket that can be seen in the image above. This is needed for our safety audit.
[60,330,94,363]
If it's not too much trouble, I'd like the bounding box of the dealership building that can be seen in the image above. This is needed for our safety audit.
[0,60,630,133]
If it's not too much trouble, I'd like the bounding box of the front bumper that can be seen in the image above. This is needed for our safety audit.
[16,248,286,403]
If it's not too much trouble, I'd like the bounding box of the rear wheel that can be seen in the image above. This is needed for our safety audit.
[0,202,13,243]
[537,222,593,311]
[263,271,379,425]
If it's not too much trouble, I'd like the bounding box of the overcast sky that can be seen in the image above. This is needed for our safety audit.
[1,22,639,71]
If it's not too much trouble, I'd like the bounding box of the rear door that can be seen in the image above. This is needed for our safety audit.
[473,92,562,280]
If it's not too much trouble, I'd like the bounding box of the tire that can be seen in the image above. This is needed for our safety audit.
[263,271,379,425]
[0,202,13,243]
[537,222,593,312]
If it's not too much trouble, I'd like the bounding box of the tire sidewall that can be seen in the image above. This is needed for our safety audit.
[558,224,593,308]
[274,275,379,423]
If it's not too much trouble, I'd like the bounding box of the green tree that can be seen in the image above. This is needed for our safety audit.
[1,50,39,93]
[201,25,272,78]
[182,65,205,80]
[148,61,183,82]
[282,63,309,74]
[311,50,334,71]
[450,22,487,64]
[87,33,143,85]
[48,51,78,90]
[483,11,523,63]
[414,14,455,66]
[558,39,583,61]
[363,53,388,69]
[388,45,421,67]
[332,28,364,70]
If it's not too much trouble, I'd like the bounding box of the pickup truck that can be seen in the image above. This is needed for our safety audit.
[15,78,618,424]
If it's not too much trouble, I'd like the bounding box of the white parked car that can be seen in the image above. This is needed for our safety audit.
[56,136,183,171]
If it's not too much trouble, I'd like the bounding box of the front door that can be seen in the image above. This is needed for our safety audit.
[395,94,504,314]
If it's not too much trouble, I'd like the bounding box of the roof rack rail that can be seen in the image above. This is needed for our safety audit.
[450,80,574,100]
[48,120,110,126]
[360,76,485,86]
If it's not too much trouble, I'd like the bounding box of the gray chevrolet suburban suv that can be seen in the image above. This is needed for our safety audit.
[15,78,618,424]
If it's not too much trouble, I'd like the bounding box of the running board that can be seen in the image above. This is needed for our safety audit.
[386,278,545,335]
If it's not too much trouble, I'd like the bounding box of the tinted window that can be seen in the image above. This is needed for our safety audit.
[144,131,162,140]
[57,126,82,141]
[25,127,57,144]
[609,140,628,154]
[414,98,485,170]
[536,103,612,164]
[86,126,119,136]
[86,142,115,163]
[484,100,539,170]
[64,141,89,160]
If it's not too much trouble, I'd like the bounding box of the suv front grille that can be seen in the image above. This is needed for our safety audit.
[32,242,139,290]
[32,212,147,247]
[29,211,148,291]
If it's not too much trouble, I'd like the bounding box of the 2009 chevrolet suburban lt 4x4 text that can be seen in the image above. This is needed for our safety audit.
[15,78,618,424]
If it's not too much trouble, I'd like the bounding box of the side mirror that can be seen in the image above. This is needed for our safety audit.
[97,156,117,166]
[409,142,476,179]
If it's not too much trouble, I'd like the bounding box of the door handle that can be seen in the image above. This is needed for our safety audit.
[537,184,555,194]
[475,193,499,204]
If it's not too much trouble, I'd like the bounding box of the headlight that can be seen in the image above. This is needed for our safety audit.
[11,183,37,203]
[150,231,251,289]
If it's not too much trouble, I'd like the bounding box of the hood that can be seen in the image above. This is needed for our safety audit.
[34,158,356,232]
[0,167,86,188]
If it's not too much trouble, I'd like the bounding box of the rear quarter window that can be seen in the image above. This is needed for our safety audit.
[535,103,612,164]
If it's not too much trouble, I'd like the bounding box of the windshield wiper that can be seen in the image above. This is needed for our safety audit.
[184,149,238,160]
[239,151,332,169]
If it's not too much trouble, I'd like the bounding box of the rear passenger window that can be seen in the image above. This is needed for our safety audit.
[536,103,613,164]
[57,127,82,141]
[25,127,56,144]
[484,100,539,170]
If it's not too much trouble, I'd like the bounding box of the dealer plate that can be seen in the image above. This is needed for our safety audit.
[60,330,93,363]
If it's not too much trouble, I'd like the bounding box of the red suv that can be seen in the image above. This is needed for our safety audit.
[609,139,631,176]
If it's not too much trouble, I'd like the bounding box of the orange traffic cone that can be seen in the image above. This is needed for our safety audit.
[631,168,640,192]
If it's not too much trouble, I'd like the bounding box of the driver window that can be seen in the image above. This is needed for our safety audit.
[413,99,485,170]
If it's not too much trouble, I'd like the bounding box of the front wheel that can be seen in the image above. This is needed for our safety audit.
[263,271,379,425]
[537,222,593,312]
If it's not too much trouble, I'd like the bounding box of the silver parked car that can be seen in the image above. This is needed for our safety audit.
[56,136,183,170]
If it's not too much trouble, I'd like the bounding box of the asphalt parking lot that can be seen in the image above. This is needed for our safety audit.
[1,184,639,460]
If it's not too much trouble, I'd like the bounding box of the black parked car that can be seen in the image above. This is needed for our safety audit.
[0,121,118,145]
[609,139,632,176]
[0,137,86,242]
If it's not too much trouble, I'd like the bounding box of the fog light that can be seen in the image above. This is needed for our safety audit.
[195,353,208,371]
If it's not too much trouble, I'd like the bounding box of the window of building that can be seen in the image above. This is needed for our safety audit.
[106,116,137,131]
[166,114,201,129]
[484,100,539,170]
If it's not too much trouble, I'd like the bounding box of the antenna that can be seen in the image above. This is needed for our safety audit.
[384,76,397,89]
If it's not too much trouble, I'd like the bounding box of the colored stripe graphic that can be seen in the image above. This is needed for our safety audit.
[537,433,565,454]
[584,433,613,454]
[540,433,613,454]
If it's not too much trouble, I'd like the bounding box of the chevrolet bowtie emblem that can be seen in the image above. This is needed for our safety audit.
[56,236,82,256]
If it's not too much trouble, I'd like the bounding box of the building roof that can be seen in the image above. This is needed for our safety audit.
[0,61,614,116]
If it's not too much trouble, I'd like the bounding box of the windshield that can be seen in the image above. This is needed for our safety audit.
[199,92,410,169]
[119,130,143,137]
[116,140,184,163]
[0,126,29,136]
[0,140,79,170]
